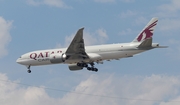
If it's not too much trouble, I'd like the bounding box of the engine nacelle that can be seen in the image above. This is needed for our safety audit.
[49,53,67,64]
[68,64,83,71]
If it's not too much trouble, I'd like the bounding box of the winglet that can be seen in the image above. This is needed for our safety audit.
[132,17,158,43]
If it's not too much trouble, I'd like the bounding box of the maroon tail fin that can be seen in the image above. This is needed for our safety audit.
[132,18,158,43]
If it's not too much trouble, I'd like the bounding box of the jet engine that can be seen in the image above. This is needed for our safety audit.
[68,64,83,71]
[50,53,67,64]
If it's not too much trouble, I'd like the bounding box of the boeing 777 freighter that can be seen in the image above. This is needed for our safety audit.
[16,17,167,73]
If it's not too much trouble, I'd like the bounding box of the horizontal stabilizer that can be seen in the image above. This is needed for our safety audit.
[155,46,168,48]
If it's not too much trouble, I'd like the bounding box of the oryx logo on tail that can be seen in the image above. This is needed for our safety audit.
[132,18,158,43]
[137,20,158,42]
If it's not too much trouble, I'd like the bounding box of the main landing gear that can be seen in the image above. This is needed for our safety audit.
[27,65,31,73]
[77,62,98,72]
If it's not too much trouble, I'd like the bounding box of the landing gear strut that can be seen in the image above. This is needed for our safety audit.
[77,62,98,72]
[89,62,98,72]
[27,65,31,73]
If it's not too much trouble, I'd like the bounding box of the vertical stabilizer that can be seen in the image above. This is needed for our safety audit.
[132,17,158,43]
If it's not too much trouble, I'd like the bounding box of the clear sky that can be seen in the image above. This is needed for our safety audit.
[0,0,180,105]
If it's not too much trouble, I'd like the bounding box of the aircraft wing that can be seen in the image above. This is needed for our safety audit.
[65,28,89,60]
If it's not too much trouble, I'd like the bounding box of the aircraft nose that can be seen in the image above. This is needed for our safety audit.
[16,58,21,64]
[16,58,24,65]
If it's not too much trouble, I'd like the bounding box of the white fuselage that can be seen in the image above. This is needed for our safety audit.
[16,42,146,66]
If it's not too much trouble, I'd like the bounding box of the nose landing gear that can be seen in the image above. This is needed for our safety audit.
[27,69,31,73]
[27,65,31,73]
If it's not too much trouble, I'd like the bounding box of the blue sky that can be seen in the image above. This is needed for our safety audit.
[0,0,180,105]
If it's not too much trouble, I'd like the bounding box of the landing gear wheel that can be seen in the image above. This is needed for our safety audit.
[77,63,81,66]
[77,62,88,67]
[94,68,98,72]
[83,63,88,67]
[27,70,31,73]
[87,67,91,70]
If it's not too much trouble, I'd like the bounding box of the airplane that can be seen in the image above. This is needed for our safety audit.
[16,17,167,73]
